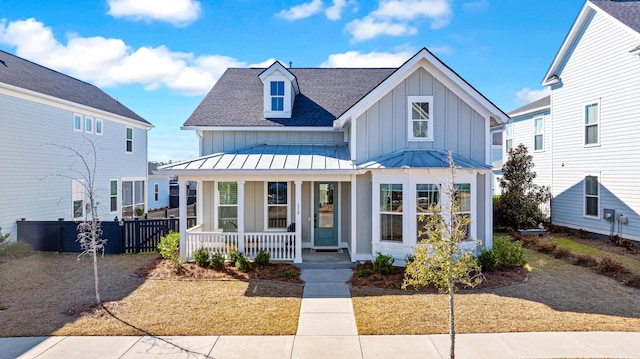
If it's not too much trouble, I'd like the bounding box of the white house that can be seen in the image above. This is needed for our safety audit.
[512,0,640,241]
[0,50,152,240]
[162,48,508,263]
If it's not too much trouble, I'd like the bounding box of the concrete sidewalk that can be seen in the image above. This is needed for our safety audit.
[3,332,640,359]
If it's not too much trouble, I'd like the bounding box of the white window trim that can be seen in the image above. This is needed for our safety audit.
[416,183,440,239]
[154,183,159,202]
[263,74,292,118]
[505,123,513,154]
[84,116,94,134]
[264,181,290,231]
[379,183,404,243]
[407,96,434,142]
[584,100,601,148]
[533,117,544,152]
[95,118,103,136]
[121,178,145,218]
[216,181,238,232]
[583,173,600,219]
[73,113,83,132]
[72,179,85,219]
[125,126,134,154]
[109,179,118,214]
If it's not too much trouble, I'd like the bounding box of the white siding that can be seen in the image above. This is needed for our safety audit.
[508,109,552,189]
[550,10,640,240]
[0,92,148,240]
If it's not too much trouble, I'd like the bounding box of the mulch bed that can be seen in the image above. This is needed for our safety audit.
[349,263,528,291]
[132,258,303,284]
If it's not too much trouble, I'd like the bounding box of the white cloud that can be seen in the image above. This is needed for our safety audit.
[320,50,414,68]
[346,0,453,42]
[0,18,268,95]
[276,0,324,21]
[515,87,550,105]
[325,0,348,20]
[107,0,201,26]
[463,0,489,13]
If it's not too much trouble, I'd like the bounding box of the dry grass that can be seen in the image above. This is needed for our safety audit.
[352,249,640,334]
[0,252,302,337]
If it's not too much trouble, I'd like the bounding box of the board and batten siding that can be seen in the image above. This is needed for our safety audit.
[550,9,640,240]
[355,67,487,164]
[200,130,345,156]
[0,92,148,240]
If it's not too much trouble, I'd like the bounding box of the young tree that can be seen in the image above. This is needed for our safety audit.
[496,144,551,229]
[403,153,482,359]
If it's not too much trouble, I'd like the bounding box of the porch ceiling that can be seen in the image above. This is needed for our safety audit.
[159,144,355,172]
[357,149,491,170]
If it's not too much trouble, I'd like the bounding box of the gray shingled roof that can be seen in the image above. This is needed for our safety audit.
[183,68,395,127]
[358,150,491,170]
[0,50,149,125]
[590,0,640,34]
[508,95,550,116]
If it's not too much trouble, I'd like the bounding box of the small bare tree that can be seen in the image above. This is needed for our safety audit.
[403,153,482,359]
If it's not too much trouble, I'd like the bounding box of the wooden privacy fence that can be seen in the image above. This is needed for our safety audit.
[17,217,196,254]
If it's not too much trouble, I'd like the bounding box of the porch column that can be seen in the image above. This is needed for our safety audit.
[178,179,187,260]
[196,180,203,227]
[237,180,245,254]
[294,180,302,263]
[350,174,357,262]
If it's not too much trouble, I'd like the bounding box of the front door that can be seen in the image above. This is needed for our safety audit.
[314,182,338,246]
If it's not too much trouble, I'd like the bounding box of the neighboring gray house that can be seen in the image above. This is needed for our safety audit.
[0,50,152,240]
[162,48,508,263]
[148,162,171,210]
[513,0,640,241]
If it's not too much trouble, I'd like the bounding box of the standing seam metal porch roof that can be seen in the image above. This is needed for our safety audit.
[357,150,492,170]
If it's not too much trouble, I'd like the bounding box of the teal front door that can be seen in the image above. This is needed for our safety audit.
[314,182,338,246]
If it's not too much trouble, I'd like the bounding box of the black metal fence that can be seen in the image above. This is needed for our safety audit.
[17,217,196,254]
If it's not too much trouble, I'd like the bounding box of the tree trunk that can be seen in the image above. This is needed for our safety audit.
[449,282,455,359]
[93,244,101,305]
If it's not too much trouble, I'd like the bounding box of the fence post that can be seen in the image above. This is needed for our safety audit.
[135,218,140,253]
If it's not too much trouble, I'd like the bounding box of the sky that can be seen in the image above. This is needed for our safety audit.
[0,0,586,162]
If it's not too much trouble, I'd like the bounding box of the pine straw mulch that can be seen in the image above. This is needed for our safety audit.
[131,257,303,284]
[349,263,528,291]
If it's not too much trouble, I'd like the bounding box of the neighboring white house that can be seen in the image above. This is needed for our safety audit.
[162,48,508,263]
[512,0,640,241]
[148,162,171,211]
[0,50,152,240]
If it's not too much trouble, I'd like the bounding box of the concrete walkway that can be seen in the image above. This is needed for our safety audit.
[3,265,640,358]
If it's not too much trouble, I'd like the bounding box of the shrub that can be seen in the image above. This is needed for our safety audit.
[228,250,241,263]
[372,252,394,275]
[157,231,183,272]
[210,252,225,271]
[493,236,527,268]
[193,248,210,267]
[404,253,416,264]
[570,254,599,268]
[476,249,497,272]
[280,270,297,279]
[235,253,251,272]
[254,249,271,267]
[0,241,32,259]
[358,268,373,277]
[598,257,628,274]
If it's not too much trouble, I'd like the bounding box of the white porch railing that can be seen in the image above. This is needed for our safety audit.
[185,227,295,261]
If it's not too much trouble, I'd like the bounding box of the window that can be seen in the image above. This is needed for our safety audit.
[218,182,238,232]
[534,117,544,151]
[72,179,84,219]
[122,180,145,218]
[416,184,439,239]
[505,124,513,153]
[267,182,288,229]
[380,184,403,242]
[84,116,93,134]
[585,175,599,217]
[454,184,472,238]
[270,81,284,111]
[126,127,133,153]
[73,113,83,132]
[95,119,103,135]
[408,96,433,141]
[154,183,159,202]
[110,180,118,213]
[585,103,599,145]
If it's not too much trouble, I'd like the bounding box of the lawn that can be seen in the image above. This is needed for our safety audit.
[0,252,302,337]
[352,248,640,334]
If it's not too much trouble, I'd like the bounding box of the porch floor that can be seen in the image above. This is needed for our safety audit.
[296,248,354,269]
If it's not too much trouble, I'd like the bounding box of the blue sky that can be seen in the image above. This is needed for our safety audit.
[0,0,585,162]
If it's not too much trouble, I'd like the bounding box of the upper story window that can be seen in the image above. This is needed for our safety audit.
[534,117,544,151]
[95,119,103,135]
[585,102,599,146]
[270,81,284,111]
[584,175,599,217]
[126,127,133,153]
[73,113,83,132]
[505,124,513,153]
[85,116,94,134]
[408,96,434,141]
[380,184,403,242]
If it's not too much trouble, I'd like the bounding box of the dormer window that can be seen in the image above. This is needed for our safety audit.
[271,81,284,111]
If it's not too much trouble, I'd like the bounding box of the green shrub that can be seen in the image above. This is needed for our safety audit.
[157,231,183,273]
[228,250,241,263]
[280,270,297,279]
[193,247,210,267]
[372,252,394,275]
[235,253,251,272]
[404,253,415,264]
[210,252,225,271]
[358,268,372,277]
[476,249,497,272]
[493,236,527,268]
[254,249,271,266]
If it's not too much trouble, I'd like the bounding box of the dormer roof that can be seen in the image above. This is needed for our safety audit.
[259,61,300,95]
